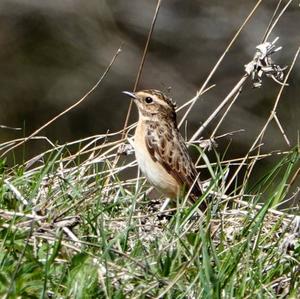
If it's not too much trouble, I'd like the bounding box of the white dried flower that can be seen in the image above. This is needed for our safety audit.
[244,37,288,88]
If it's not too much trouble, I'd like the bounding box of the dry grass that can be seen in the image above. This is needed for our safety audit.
[0,1,299,297]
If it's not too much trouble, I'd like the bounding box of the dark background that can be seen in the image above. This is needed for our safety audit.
[0,1,299,192]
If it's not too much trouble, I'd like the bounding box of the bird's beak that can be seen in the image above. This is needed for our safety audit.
[122,91,137,99]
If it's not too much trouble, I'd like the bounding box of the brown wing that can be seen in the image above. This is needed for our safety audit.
[145,121,202,201]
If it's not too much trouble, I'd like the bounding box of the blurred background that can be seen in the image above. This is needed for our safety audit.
[0,1,299,186]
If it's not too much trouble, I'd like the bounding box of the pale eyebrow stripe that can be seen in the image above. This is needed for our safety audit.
[139,91,172,109]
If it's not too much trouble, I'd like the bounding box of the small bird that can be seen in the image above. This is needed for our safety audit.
[123,89,205,209]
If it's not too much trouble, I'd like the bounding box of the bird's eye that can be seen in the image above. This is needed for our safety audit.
[145,96,153,104]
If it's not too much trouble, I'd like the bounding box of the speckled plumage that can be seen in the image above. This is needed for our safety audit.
[124,89,204,207]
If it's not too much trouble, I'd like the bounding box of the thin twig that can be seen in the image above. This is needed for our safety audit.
[178,0,263,129]
[210,85,243,139]
[121,0,162,141]
[190,75,248,142]
[105,0,162,190]
[0,125,22,131]
[1,47,122,157]
[224,47,300,194]
[0,136,56,152]
[0,209,45,220]
[263,0,293,42]
[261,0,283,43]
[273,112,291,146]
[4,179,29,206]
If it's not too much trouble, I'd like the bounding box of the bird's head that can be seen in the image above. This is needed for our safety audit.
[122,89,177,122]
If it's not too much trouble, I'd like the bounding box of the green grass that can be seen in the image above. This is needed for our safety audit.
[0,139,299,298]
[1,2,298,297]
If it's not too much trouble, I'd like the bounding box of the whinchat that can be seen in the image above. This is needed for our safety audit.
[123,89,205,208]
